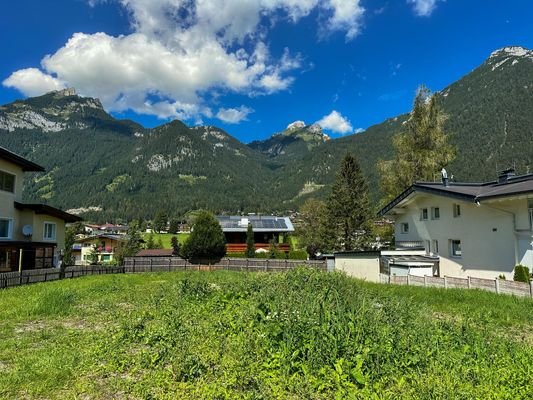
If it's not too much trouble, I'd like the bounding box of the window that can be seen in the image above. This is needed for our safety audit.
[35,247,54,269]
[450,240,462,257]
[421,208,428,220]
[432,240,439,254]
[400,222,409,234]
[0,219,12,239]
[43,222,57,241]
[431,207,440,220]
[453,204,461,218]
[0,171,15,193]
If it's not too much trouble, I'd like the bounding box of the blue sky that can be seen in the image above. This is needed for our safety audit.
[1,0,532,142]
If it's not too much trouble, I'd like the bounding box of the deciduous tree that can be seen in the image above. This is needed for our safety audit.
[297,198,329,258]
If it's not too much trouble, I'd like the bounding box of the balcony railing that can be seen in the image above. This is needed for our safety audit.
[396,241,425,250]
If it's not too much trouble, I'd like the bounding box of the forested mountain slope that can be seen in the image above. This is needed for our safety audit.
[1,46,532,220]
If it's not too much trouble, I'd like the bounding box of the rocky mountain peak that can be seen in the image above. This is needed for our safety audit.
[489,46,532,59]
[53,87,77,98]
[286,120,306,131]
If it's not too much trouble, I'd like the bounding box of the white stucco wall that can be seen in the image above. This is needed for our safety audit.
[0,160,24,227]
[335,253,381,282]
[393,194,531,280]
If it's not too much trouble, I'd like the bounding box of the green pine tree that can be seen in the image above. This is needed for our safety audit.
[146,232,156,249]
[245,223,255,258]
[171,236,180,256]
[153,211,168,233]
[181,211,226,260]
[378,85,455,203]
[327,153,373,251]
[168,218,180,234]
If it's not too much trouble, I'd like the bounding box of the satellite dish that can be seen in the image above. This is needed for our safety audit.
[22,225,33,237]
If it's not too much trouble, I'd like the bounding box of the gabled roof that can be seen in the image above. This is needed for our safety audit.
[14,202,82,222]
[76,234,127,242]
[0,147,45,172]
[379,173,533,216]
[136,249,175,257]
[216,215,294,233]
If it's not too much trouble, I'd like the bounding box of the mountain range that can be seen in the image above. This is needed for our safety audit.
[1,46,532,221]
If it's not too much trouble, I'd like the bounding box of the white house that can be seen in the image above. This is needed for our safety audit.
[0,146,81,272]
[379,169,533,280]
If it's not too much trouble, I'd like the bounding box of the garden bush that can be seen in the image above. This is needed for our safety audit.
[513,264,530,282]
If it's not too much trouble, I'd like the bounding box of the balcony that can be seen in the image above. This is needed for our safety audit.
[396,240,425,250]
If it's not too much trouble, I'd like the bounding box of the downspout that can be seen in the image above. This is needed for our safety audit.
[476,198,518,265]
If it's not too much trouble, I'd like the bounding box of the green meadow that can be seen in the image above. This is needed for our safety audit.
[0,269,532,399]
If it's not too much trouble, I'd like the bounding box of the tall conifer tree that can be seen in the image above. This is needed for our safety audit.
[245,223,255,258]
[327,153,372,251]
[378,86,455,203]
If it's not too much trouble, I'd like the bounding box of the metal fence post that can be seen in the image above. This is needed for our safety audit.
[495,278,500,294]
[444,276,448,289]
[467,276,471,289]
[406,274,410,286]
[529,280,533,298]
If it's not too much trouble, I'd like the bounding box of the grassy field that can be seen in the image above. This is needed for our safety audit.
[142,232,189,248]
[0,269,532,399]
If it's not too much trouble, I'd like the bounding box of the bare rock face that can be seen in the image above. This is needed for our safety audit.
[53,88,77,98]
[286,120,306,130]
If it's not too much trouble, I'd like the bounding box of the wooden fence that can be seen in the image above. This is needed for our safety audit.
[380,273,533,298]
[0,265,125,289]
[123,257,326,273]
[0,258,325,290]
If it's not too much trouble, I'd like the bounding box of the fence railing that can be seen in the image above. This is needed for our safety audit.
[123,257,326,273]
[0,265,125,289]
[0,258,325,290]
[380,273,533,298]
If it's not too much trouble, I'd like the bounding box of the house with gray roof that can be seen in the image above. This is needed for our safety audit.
[378,169,533,279]
[216,215,294,253]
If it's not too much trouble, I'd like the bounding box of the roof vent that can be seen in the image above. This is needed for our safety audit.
[498,168,515,183]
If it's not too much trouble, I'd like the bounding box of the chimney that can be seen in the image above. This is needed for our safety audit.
[441,168,449,187]
[498,168,515,184]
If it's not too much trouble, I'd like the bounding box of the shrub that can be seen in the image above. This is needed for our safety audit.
[288,250,308,260]
[513,265,530,283]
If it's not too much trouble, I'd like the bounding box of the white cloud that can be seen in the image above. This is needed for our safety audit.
[216,106,253,124]
[316,110,353,134]
[354,127,365,134]
[3,1,366,121]
[407,0,440,17]
[3,68,65,97]
[324,0,365,40]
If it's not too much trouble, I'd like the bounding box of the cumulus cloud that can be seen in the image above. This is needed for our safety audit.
[324,0,365,40]
[316,110,353,134]
[3,68,65,97]
[216,106,254,124]
[407,0,440,17]
[3,0,366,121]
